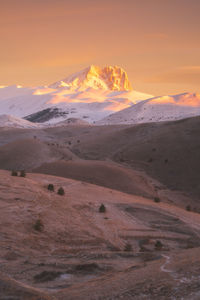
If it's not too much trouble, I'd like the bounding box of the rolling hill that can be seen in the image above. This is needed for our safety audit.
[98,93,200,125]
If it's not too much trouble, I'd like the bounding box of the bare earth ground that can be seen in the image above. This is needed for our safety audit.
[1,170,200,299]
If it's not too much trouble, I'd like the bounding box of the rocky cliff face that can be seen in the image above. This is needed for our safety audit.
[50,65,133,91]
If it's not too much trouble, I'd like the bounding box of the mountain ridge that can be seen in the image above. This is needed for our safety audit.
[1,65,200,126]
[0,66,152,124]
[49,65,133,91]
[98,92,200,125]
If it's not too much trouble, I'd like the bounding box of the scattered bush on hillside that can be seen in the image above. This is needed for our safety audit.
[154,197,161,203]
[11,170,18,176]
[148,158,153,163]
[57,187,65,196]
[99,204,106,213]
[154,240,163,250]
[34,271,61,283]
[75,263,100,273]
[186,205,191,212]
[33,219,44,232]
[124,243,133,252]
[47,184,54,192]
[20,170,26,177]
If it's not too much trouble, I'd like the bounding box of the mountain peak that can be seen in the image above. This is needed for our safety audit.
[50,65,133,91]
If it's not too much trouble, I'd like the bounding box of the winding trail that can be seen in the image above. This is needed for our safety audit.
[160,254,172,273]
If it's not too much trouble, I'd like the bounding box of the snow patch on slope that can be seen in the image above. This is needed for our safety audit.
[0,114,40,129]
[0,88,152,124]
[98,93,200,125]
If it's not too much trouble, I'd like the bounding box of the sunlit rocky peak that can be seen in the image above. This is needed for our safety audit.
[50,65,133,91]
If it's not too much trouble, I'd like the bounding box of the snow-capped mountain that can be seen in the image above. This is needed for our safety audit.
[0,66,152,124]
[49,65,133,91]
[98,93,200,125]
[1,66,200,127]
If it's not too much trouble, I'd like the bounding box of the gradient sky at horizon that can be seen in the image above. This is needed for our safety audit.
[0,0,200,95]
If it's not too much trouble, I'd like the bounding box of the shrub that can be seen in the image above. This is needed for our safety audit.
[154,197,161,203]
[34,271,61,283]
[186,205,191,212]
[124,243,132,252]
[99,204,106,213]
[33,219,44,232]
[155,240,163,250]
[11,170,18,176]
[47,184,54,192]
[57,187,65,196]
[75,263,99,273]
[20,170,26,177]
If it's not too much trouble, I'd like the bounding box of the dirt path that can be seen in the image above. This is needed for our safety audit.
[160,254,172,273]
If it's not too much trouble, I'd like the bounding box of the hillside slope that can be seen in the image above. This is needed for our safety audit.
[1,170,200,299]
[0,138,76,170]
[98,93,200,124]
[69,117,200,198]
[0,114,40,129]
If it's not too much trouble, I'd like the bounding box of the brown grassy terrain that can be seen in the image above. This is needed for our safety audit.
[0,117,200,201]
[0,118,200,298]
[33,159,159,199]
[1,170,200,299]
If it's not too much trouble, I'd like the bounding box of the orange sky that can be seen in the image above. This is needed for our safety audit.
[0,0,200,95]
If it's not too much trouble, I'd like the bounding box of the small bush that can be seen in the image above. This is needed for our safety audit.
[155,240,163,250]
[20,170,26,177]
[75,263,100,273]
[57,187,65,196]
[154,197,161,203]
[33,219,44,232]
[99,204,106,213]
[34,271,61,283]
[124,243,132,252]
[47,184,54,192]
[11,170,18,176]
[186,205,191,212]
